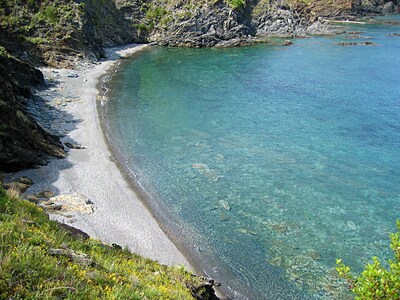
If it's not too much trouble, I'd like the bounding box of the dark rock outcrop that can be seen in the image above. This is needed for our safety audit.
[0,0,138,67]
[114,0,389,47]
[0,53,65,171]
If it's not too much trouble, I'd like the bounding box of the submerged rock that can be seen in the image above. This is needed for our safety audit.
[307,250,322,261]
[192,163,221,181]
[238,228,257,236]
[271,223,288,234]
[283,40,293,46]
[219,199,231,211]
[346,221,357,231]
[219,212,230,222]
[337,41,376,46]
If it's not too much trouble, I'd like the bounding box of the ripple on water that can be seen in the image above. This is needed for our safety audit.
[105,22,400,299]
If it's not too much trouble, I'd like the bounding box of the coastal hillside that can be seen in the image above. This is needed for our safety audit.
[116,0,398,46]
[0,186,214,299]
[0,0,137,67]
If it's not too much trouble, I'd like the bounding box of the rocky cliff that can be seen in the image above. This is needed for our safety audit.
[0,0,137,67]
[115,0,398,46]
[1,0,397,63]
[0,0,398,171]
[0,49,65,171]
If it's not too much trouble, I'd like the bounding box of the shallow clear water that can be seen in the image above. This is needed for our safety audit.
[105,22,400,299]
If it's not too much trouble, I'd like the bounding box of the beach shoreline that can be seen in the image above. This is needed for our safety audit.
[5,44,191,268]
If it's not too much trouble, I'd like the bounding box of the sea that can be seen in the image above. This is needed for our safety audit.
[103,17,400,299]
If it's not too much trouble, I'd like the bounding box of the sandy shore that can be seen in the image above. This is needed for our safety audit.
[6,44,190,267]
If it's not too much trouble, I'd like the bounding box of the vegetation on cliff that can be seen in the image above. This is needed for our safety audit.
[0,186,208,299]
[336,221,400,299]
[0,0,136,67]
[0,0,396,64]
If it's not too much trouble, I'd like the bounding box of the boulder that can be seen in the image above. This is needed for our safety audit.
[4,182,30,193]
[382,1,395,13]
[37,190,55,199]
[47,193,94,214]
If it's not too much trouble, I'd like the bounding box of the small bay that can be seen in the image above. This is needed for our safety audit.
[104,20,400,299]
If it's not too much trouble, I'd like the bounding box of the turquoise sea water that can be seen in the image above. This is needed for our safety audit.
[104,21,400,299]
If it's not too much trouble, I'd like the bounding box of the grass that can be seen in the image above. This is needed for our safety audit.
[225,0,246,10]
[0,187,203,299]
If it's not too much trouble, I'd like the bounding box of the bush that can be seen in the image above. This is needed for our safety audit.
[42,6,59,23]
[226,0,246,10]
[336,221,400,299]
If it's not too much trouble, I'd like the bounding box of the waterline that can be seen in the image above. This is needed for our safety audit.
[103,23,400,299]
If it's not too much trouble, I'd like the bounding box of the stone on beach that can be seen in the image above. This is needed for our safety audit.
[37,190,55,199]
[67,72,79,78]
[3,176,34,193]
[65,142,86,149]
[47,193,95,214]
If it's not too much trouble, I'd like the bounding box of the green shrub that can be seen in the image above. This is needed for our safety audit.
[226,0,246,10]
[42,6,59,23]
[336,221,400,299]
[0,45,10,57]
[27,0,35,8]
[145,6,168,22]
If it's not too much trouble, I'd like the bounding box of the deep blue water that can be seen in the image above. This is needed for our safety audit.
[105,21,400,299]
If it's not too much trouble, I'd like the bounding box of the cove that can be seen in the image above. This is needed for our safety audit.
[103,21,400,299]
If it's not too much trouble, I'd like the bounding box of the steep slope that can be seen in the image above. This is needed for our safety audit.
[0,49,65,171]
[0,0,137,67]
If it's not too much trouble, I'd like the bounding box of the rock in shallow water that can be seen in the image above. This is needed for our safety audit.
[271,223,288,234]
[219,199,231,211]
[346,221,357,231]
